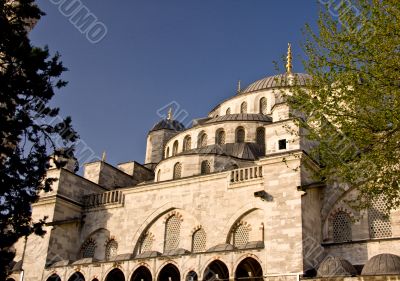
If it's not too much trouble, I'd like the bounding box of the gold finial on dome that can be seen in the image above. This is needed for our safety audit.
[167,107,173,120]
[286,43,293,74]
[237,80,241,93]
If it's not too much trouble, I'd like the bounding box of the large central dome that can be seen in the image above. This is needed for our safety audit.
[241,72,311,94]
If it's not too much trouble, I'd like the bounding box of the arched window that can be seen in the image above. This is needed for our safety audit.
[240,102,247,113]
[369,195,392,238]
[236,127,245,143]
[192,228,206,253]
[201,160,211,174]
[173,162,182,179]
[226,108,231,115]
[183,135,192,151]
[198,132,208,148]
[165,147,170,158]
[332,211,352,242]
[256,127,265,145]
[105,239,118,260]
[140,232,154,253]
[259,97,267,114]
[232,222,250,248]
[157,170,161,182]
[164,215,181,252]
[80,239,96,258]
[216,130,225,145]
[172,140,178,156]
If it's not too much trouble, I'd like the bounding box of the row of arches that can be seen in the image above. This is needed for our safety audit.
[165,127,265,158]
[224,97,268,116]
[46,257,263,281]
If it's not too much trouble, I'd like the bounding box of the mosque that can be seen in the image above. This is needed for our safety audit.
[8,45,400,281]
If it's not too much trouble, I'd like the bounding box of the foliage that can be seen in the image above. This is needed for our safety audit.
[288,0,400,210]
[0,0,78,279]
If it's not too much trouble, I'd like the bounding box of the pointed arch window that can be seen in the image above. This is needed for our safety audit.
[164,215,181,252]
[105,239,118,260]
[172,140,178,156]
[256,127,265,145]
[192,228,206,253]
[140,232,154,253]
[232,222,250,248]
[240,102,247,114]
[183,135,192,151]
[201,160,211,174]
[80,239,96,258]
[259,97,267,114]
[216,130,225,145]
[332,211,352,242]
[236,127,245,143]
[226,108,231,115]
[369,195,392,238]
[157,170,161,182]
[173,162,182,179]
[198,132,208,148]
[165,147,170,158]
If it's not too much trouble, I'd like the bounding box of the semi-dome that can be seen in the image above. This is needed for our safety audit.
[317,256,357,277]
[361,254,400,276]
[150,119,185,132]
[241,73,311,94]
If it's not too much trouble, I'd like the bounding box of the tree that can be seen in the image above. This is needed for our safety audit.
[287,0,400,210]
[0,0,78,279]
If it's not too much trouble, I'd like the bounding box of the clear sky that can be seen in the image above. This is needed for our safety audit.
[29,0,320,170]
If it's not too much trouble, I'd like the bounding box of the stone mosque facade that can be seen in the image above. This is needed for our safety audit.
[8,49,400,281]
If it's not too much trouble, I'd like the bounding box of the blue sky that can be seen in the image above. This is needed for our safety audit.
[30,0,320,169]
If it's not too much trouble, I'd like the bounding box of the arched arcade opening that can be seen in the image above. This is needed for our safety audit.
[105,268,125,281]
[235,257,263,281]
[158,263,180,281]
[46,274,61,281]
[203,260,229,281]
[68,272,85,281]
[131,266,152,281]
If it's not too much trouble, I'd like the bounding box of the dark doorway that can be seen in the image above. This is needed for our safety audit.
[105,268,125,281]
[158,263,180,281]
[68,272,85,281]
[235,257,263,281]
[46,274,61,281]
[203,260,229,281]
[185,271,198,281]
[131,266,152,281]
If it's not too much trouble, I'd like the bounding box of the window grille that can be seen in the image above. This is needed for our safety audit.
[192,228,206,253]
[256,127,265,145]
[201,160,211,174]
[172,141,178,156]
[259,97,267,114]
[236,128,245,143]
[198,133,207,148]
[369,196,392,238]
[240,102,247,114]
[140,232,154,253]
[173,163,182,179]
[105,239,118,260]
[183,136,191,151]
[81,239,96,258]
[232,223,250,248]
[164,215,181,252]
[332,211,352,242]
[216,130,225,145]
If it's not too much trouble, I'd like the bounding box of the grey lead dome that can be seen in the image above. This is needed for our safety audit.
[241,72,311,94]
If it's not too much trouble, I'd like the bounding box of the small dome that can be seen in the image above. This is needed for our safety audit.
[150,119,185,132]
[317,256,357,277]
[361,254,400,276]
[241,73,311,94]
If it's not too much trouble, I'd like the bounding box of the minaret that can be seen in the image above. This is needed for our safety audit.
[286,43,293,74]
[237,80,241,94]
[167,107,173,121]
